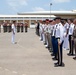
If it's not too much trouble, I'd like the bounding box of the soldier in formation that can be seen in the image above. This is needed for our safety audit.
[36,17,76,67]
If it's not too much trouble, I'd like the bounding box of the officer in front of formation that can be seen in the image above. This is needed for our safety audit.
[54,17,65,67]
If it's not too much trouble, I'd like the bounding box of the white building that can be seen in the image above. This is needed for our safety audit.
[0,10,76,28]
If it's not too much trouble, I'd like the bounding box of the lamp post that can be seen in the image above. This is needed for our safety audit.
[50,3,52,19]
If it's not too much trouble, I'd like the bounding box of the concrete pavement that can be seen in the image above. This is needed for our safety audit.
[0,29,76,75]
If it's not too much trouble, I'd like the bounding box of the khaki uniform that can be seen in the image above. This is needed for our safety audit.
[44,25,48,46]
[20,23,24,32]
[17,23,20,32]
[68,23,74,55]
[0,24,1,33]
[46,24,52,49]
[25,23,28,32]
[73,25,76,57]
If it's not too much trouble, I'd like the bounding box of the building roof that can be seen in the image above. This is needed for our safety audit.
[0,15,56,18]
[18,10,76,15]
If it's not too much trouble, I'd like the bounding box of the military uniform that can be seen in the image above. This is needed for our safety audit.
[0,23,1,33]
[25,23,28,32]
[72,25,76,59]
[51,24,57,57]
[20,23,24,32]
[11,21,16,44]
[3,22,7,33]
[46,23,52,50]
[53,24,59,60]
[9,23,12,32]
[3,22,5,32]
[53,17,65,67]
[39,23,43,41]
[42,23,46,44]
[36,22,40,36]
[68,23,74,55]
[5,23,7,32]
[72,19,76,60]
[43,23,47,45]
[7,23,10,32]
[44,24,49,47]
[55,22,65,67]
[17,23,20,33]
[63,22,69,50]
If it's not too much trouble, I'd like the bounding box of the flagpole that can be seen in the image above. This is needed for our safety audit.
[50,3,52,19]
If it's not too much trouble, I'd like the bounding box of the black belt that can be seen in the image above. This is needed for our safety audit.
[56,37,60,39]
[69,35,72,36]
[74,36,76,38]
[52,36,55,37]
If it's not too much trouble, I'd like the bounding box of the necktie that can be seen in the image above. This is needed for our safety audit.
[54,24,58,36]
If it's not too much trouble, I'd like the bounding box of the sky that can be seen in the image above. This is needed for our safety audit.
[0,0,76,15]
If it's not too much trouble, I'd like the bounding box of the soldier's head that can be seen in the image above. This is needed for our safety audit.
[52,21,56,25]
[54,17,61,24]
[13,20,16,23]
[61,20,65,26]
[49,20,53,25]
[73,19,76,25]
[46,19,49,25]
[68,18,74,24]
[63,19,68,24]
[12,21,16,25]
[39,20,43,24]
[43,20,46,24]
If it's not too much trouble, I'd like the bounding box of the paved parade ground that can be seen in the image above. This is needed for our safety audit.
[0,29,76,75]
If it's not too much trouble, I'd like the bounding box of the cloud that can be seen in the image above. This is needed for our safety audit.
[52,0,71,3]
[32,7,45,11]
[7,0,28,11]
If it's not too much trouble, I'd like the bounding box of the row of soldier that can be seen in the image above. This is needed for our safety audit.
[35,17,76,67]
[0,22,28,33]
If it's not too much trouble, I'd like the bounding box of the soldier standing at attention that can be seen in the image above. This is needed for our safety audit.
[36,21,40,36]
[3,22,7,33]
[39,20,43,41]
[42,20,46,44]
[72,19,76,60]
[51,19,57,58]
[7,22,10,32]
[17,23,19,33]
[11,21,16,44]
[9,23,11,32]
[0,23,1,33]
[25,22,28,33]
[54,17,65,67]
[47,20,53,51]
[5,21,7,32]
[63,19,69,50]
[21,23,24,32]
[44,19,49,48]
[67,19,74,56]
[17,23,20,33]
